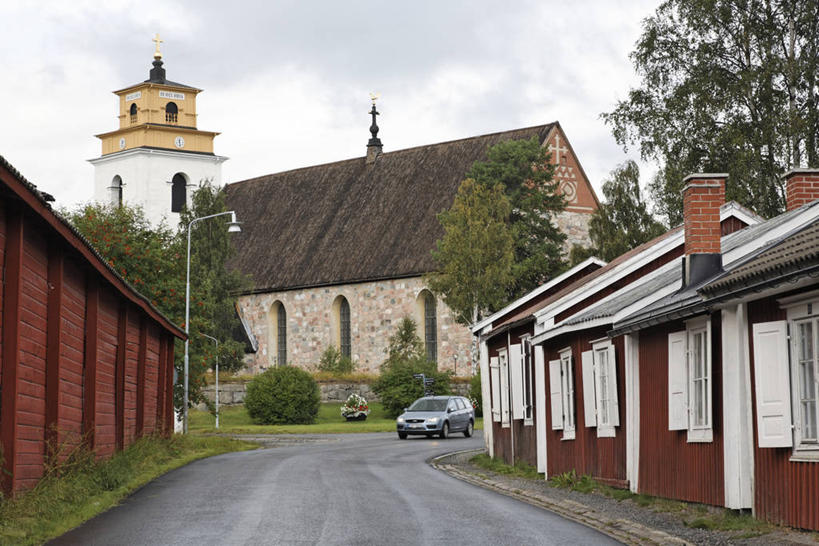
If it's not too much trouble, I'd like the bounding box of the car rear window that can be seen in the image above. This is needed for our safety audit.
[408,399,448,412]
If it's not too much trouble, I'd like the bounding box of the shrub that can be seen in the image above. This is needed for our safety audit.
[468,373,482,417]
[317,345,356,375]
[372,317,451,418]
[244,366,320,424]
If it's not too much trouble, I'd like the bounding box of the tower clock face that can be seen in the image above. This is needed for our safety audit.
[119,137,126,150]
[174,136,185,148]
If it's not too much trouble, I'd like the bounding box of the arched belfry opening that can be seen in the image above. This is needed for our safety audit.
[110,175,123,206]
[165,101,178,123]
[171,173,187,212]
[129,103,137,124]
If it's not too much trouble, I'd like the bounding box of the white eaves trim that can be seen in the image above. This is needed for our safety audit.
[471,256,606,336]
[532,259,680,344]
[532,203,764,328]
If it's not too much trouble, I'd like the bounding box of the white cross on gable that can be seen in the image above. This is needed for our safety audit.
[550,134,569,165]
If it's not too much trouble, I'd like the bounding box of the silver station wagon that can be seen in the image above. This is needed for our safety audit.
[396,395,474,439]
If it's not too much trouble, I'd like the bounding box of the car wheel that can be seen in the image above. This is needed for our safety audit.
[463,420,473,438]
[439,422,449,439]
[398,432,407,440]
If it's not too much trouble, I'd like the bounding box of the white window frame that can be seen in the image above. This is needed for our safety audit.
[687,317,713,443]
[667,316,713,443]
[490,356,501,423]
[592,339,619,438]
[499,348,510,428]
[782,294,819,461]
[559,347,576,440]
[522,336,534,426]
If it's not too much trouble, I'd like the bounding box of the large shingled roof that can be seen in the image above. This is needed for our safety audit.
[226,123,556,293]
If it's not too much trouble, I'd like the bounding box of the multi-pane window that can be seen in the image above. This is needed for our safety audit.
[596,346,611,426]
[689,325,710,431]
[668,317,712,442]
[424,292,437,363]
[339,297,351,358]
[561,351,575,432]
[277,303,287,366]
[796,319,818,443]
[523,338,533,423]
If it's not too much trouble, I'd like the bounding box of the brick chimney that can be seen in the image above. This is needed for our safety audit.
[681,173,726,288]
[783,168,819,211]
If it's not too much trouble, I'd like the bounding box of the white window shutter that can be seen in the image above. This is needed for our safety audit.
[500,354,510,425]
[490,357,501,422]
[609,345,620,427]
[668,331,688,431]
[581,350,597,427]
[534,346,547,473]
[510,344,524,420]
[549,359,563,430]
[752,321,793,448]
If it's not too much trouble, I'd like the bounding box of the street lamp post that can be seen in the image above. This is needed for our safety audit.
[183,211,241,433]
[200,332,220,429]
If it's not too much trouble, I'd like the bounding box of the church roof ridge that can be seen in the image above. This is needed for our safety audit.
[230,122,559,187]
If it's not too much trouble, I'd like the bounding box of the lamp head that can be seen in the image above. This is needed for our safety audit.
[227,211,242,233]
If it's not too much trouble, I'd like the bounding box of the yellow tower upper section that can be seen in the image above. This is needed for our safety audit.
[96,35,219,156]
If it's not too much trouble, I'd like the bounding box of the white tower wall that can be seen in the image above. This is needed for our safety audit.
[89,148,228,227]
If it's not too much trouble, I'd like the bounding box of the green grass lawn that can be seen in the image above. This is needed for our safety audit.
[190,402,484,435]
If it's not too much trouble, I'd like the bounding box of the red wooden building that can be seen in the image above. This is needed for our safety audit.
[1,155,185,494]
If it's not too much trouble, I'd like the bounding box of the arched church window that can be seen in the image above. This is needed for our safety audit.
[423,291,437,362]
[129,103,137,124]
[277,303,287,366]
[171,173,187,212]
[110,175,123,206]
[339,297,351,358]
[165,102,178,123]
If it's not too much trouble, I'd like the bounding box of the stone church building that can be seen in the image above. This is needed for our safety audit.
[225,120,599,375]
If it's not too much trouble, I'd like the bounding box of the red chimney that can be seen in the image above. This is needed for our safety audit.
[783,169,819,211]
[681,173,726,287]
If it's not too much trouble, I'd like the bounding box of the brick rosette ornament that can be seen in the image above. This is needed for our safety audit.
[341,393,370,421]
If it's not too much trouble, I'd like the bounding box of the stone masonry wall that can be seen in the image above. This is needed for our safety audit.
[200,381,471,405]
[237,276,474,375]
[555,209,592,254]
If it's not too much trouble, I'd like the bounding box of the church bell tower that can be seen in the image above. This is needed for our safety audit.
[89,35,227,225]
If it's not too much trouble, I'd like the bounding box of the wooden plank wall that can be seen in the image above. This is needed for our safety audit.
[748,296,819,531]
[0,203,176,494]
[543,328,627,486]
[637,318,725,506]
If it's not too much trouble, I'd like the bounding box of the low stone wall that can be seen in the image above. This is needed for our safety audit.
[200,381,470,406]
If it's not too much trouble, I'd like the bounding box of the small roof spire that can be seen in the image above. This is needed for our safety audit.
[366,93,382,164]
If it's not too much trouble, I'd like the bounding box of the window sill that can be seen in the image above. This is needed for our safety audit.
[561,430,576,441]
[523,419,533,427]
[597,426,616,438]
[687,427,713,443]
[789,449,819,462]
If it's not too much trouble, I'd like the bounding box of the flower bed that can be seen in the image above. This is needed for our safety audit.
[340,393,370,421]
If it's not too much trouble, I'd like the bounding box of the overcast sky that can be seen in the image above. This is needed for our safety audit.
[0,0,662,209]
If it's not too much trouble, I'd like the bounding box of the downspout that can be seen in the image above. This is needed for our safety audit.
[508,330,515,465]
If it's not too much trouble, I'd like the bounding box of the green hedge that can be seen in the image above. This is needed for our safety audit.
[244,366,320,424]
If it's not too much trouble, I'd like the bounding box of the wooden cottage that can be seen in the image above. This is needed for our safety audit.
[0,155,185,494]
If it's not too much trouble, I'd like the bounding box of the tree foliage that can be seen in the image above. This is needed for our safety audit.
[570,160,667,264]
[372,318,451,418]
[66,180,248,410]
[603,0,819,224]
[465,137,567,298]
[428,178,515,325]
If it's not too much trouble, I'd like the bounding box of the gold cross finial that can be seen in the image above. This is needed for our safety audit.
[369,92,380,105]
[152,33,163,59]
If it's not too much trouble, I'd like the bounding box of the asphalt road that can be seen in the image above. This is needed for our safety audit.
[51,432,618,545]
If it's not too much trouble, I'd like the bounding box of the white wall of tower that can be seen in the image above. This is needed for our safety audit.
[90,148,227,227]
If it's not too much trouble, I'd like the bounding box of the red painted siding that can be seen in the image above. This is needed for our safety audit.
[124,311,140,447]
[0,204,5,393]
[637,318,725,505]
[747,296,819,531]
[95,289,119,459]
[57,259,86,455]
[143,325,160,435]
[15,227,49,490]
[542,328,627,486]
